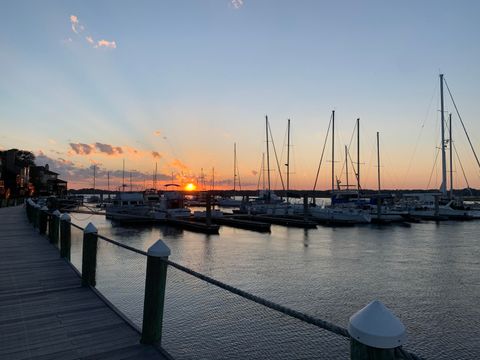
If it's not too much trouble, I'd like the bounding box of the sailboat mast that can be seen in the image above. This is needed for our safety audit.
[449,113,453,199]
[265,115,271,199]
[345,145,349,189]
[357,118,360,193]
[286,118,290,203]
[107,171,110,199]
[122,159,125,192]
[262,153,266,191]
[377,132,381,194]
[331,110,335,193]
[233,142,237,192]
[93,165,96,195]
[440,74,447,196]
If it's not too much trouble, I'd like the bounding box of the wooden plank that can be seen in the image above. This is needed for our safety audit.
[0,206,165,360]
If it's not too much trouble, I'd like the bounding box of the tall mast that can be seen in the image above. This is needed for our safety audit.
[440,74,447,196]
[449,113,453,199]
[286,118,290,203]
[233,142,237,192]
[345,145,349,189]
[357,118,360,193]
[93,164,96,195]
[262,153,266,191]
[265,115,271,199]
[212,167,215,191]
[130,172,132,192]
[331,110,335,194]
[154,162,158,190]
[107,171,110,199]
[377,132,381,194]
[122,159,125,192]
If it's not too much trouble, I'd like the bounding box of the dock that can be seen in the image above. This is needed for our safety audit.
[0,205,166,359]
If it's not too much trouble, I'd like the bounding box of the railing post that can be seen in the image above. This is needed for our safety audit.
[39,206,49,235]
[348,300,406,360]
[26,199,33,222]
[81,223,98,287]
[48,211,55,241]
[60,213,71,260]
[50,210,61,245]
[33,204,40,228]
[141,240,171,345]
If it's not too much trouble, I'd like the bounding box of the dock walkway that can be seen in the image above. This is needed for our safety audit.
[0,205,166,360]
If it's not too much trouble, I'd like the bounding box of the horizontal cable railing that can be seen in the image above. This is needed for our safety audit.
[25,200,426,360]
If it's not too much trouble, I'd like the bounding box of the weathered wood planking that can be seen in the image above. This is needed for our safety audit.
[0,206,166,360]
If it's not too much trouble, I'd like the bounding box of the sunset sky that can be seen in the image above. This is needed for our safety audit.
[1,0,480,190]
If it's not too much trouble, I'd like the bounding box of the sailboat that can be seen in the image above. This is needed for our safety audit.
[217,143,243,207]
[407,74,474,220]
[306,111,371,224]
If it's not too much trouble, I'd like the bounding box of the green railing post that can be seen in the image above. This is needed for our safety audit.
[39,206,49,235]
[26,199,33,222]
[33,204,40,228]
[50,210,61,245]
[60,213,71,260]
[141,240,171,345]
[81,223,98,287]
[48,211,55,241]
[349,300,406,360]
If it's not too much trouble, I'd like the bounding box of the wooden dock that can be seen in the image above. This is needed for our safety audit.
[0,205,167,360]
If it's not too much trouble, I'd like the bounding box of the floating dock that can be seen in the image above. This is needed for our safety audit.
[233,214,317,229]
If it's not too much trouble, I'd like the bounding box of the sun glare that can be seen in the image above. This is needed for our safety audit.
[185,183,197,191]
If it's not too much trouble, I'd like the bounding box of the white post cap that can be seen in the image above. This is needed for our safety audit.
[41,206,49,211]
[53,210,62,217]
[84,222,98,234]
[60,213,71,222]
[148,240,171,258]
[348,300,406,349]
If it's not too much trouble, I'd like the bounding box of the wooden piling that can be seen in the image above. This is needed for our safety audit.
[60,213,71,260]
[141,240,171,345]
[81,223,98,287]
[349,300,406,360]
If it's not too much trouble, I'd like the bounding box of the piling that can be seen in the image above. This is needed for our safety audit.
[60,213,71,260]
[206,194,212,226]
[141,240,171,345]
[434,195,440,218]
[39,206,48,235]
[348,300,406,360]
[81,223,98,287]
[303,195,309,221]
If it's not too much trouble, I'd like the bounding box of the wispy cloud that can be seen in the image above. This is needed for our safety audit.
[68,15,116,50]
[152,151,162,159]
[68,142,162,160]
[95,39,117,49]
[231,0,244,9]
[153,130,162,136]
[171,159,189,170]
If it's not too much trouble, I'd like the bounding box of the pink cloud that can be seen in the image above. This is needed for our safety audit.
[96,39,117,49]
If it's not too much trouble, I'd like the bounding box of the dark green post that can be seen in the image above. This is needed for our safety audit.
[48,212,55,241]
[81,223,98,287]
[26,199,33,222]
[60,213,71,260]
[141,240,171,345]
[33,204,40,228]
[349,300,406,360]
[39,206,49,235]
[50,210,61,245]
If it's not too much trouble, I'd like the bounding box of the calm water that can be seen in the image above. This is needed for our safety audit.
[70,209,480,359]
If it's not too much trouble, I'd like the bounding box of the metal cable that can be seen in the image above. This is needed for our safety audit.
[164,258,349,337]
[97,234,148,256]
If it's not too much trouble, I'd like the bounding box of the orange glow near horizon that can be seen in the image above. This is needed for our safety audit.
[184,183,197,191]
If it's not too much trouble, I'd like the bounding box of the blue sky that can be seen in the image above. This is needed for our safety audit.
[1,0,479,189]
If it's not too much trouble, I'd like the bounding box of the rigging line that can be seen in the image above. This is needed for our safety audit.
[402,80,438,188]
[313,114,332,191]
[452,142,471,190]
[268,121,286,191]
[427,147,440,189]
[444,78,480,170]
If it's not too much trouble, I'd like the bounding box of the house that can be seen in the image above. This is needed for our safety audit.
[30,164,67,197]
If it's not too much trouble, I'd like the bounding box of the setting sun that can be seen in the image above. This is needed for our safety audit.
[184,183,197,191]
